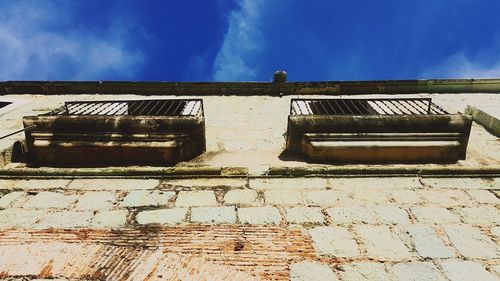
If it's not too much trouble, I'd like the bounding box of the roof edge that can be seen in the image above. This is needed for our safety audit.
[1,78,500,96]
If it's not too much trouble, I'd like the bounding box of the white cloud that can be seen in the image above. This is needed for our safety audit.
[422,53,500,79]
[212,0,267,81]
[0,1,144,80]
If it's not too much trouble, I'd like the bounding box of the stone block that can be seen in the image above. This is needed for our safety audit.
[440,260,499,281]
[75,191,116,210]
[421,177,497,189]
[443,224,498,259]
[418,189,472,206]
[0,191,25,209]
[305,190,348,206]
[326,205,377,224]
[0,179,70,190]
[373,206,410,224]
[390,189,424,204]
[22,191,77,209]
[289,261,338,281]
[406,225,455,258]
[191,206,236,224]
[411,207,461,224]
[122,190,175,207]
[34,211,93,229]
[90,210,128,228]
[68,179,159,190]
[455,206,500,226]
[136,208,187,225]
[391,262,447,281]
[249,177,328,190]
[308,226,360,258]
[163,178,247,189]
[285,207,325,224]
[351,188,392,203]
[466,190,499,204]
[0,209,45,229]
[223,189,258,205]
[331,177,421,189]
[354,225,412,261]
[238,207,281,225]
[264,190,304,205]
[176,191,217,207]
[340,262,394,281]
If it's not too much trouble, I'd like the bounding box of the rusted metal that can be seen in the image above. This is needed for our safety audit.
[0,125,35,140]
[49,99,203,117]
[22,99,206,167]
[291,98,449,115]
[0,226,317,280]
[286,98,472,163]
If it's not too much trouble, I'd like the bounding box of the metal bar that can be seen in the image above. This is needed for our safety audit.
[171,100,184,115]
[0,125,36,140]
[148,100,163,116]
[347,100,363,114]
[317,100,329,114]
[406,100,427,114]
[308,100,320,114]
[136,100,153,115]
[128,101,145,115]
[325,100,337,114]
[163,100,176,115]
[332,100,346,114]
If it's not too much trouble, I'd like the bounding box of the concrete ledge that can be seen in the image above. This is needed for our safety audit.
[0,165,498,179]
[465,105,500,137]
[2,78,500,96]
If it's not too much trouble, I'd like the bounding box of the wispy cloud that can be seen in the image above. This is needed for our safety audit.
[0,1,144,81]
[422,53,500,79]
[212,0,268,81]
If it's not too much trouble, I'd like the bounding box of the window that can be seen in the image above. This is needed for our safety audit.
[286,98,472,163]
[22,99,205,167]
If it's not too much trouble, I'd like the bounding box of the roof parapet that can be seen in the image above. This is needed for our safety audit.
[1,74,500,96]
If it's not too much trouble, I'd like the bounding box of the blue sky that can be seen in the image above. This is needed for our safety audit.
[1,0,500,81]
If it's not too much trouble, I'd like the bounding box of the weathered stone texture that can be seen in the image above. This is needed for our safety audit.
[440,260,499,281]
[0,192,25,209]
[443,224,498,259]
[191,206,236,224]
[176,191,217,207]
[411,207,461,224]
[305,190,347,206]
[373,206,410,224]
[455,206,500,226]
[223,189,258,205]
[21,192,77,209]
[238,207,281,225]
[340,262,394,281]
[308,226,360,258]
[75,191,116,210]
[326,205,377,224]
[249,177,328,190]
[406,225,455,258]
[418,189,472,206]
[90,210,128,228]
[391,262,447,281]
[264,189,304,205]
[466,189,500,204]
[285,207,325,224]
[354,225,412,260]
[68,179,159,190]
[136,208,187,225]
[34,211,93,229]
[289,261,338,281]
[122,190,175,207]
